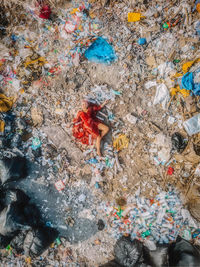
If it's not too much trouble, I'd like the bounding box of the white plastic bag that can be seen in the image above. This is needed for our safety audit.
[153,84,170,109]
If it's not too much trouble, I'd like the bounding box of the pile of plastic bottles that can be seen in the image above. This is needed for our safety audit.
[102,188,200,244]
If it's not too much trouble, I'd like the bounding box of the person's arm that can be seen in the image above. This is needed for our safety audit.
[92,100,109,112]
[101,99,109,108]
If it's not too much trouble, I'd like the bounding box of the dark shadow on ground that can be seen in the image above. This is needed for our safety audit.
[7,160,98,244]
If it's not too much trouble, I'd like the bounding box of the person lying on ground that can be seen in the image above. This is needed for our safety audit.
[72,100,109,157]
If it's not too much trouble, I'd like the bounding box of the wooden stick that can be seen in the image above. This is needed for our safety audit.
[167,95,175,110]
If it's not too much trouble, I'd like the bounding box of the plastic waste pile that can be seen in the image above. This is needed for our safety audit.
[101,187,200,245]
[0,0,200,265]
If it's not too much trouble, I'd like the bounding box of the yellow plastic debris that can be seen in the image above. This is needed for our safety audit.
[113,134,129,151]
[0,94,13,112]
[182,58,200,74]
[25,257,32,264]
[70,8,79,15]
[0,120,5,132]
[170,86,190,98]
[128,12,145,22]
[170,87,178,96]
[24,57,47,68]
[19,88,25,94]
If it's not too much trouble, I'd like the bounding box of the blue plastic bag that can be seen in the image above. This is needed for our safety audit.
[85,37,116,64]
[180,71,200,96]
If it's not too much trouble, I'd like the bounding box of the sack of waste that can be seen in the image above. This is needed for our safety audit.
[0,203,31,238]
[171,132,187,153]
[99,260,122,267]
[24,226,58,257]
[10,230,28,255]
[114,236,143,267]
[0,156,27,185]
[143,243,169,267]
[0,234,14,249]
[0,188,29,207]
[168,236,200,266]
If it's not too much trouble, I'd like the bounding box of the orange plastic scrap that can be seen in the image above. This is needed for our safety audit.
[128,12,145,22]
[113,134,129,151]
[182,58,200,74]
[0,120,5,132]
[0,94,13,112]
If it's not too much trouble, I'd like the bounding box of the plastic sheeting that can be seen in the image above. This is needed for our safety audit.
[85,37,117,64]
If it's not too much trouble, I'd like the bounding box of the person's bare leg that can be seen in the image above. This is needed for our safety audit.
[96,123,109,156]
[96,136,101,157]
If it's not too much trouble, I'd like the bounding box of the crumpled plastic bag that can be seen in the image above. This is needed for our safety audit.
[171,132,187,153]
[153,84,170,109]
[85,37,117,64]
[168,236,200,266]
[0,203,31,237]
[157,62,175,78]
[143,244,168,267]
[24,226,58,257]
[0,189,29,207]
[183,113,200,136]
[0,156,27,185]
[114,236,143,267]
[180,72,200,96]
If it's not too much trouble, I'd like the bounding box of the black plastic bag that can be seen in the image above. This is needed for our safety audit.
[0,203,31,237]
[10,230,28,254]
[23,203,41,227]
[99,260,122,267]
[0,188,30,207]
[168,236,200,266]
[24,226,58,257]
[0,156,27,185]
[0,234,14,249]
[143,244,168,267]
[171,132,187,153]
[114,236,143,267]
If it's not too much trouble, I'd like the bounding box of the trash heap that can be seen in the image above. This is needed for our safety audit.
[0,0,200,265]
[101,187,200,246]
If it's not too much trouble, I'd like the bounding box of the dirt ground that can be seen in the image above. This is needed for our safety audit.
[0,0,200,266]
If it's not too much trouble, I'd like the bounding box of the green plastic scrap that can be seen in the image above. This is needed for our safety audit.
[141,230,151,238]
[105,157,111,167]
[173,59,180,63]
[166,209,176,214]
[6,245,11,251]
[162,22,169,29]
[56,237,61,245]
[112,90,121,96]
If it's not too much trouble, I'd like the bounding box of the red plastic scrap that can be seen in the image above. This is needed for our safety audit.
[167,167,174,175]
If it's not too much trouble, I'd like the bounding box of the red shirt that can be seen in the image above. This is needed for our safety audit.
[73,104,102,145]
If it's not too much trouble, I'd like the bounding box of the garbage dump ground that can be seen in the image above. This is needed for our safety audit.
[0,0,200,266]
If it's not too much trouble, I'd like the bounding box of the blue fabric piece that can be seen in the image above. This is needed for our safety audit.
[85,37,116,64]
[180,72,200,96]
